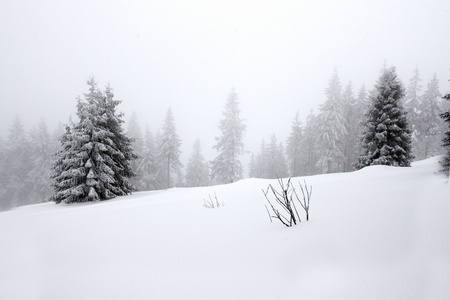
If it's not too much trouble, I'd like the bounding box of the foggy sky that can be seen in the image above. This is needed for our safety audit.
[1,0,449,166]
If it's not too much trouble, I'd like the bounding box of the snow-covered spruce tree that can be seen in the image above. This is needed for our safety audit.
[403,67,422,157]
[416,74,443,159]
[156,108,183,189]
[286,111,304,177]
[357,84,369,112]
[250,136,288,179]
[317,70,347,173]
[301,110,320,175]
[2,115,32,208]
[101,84,137,194]
[50,78,137,204]
[27,119,54,202]
[341,83,368,171]
[266,135,289,179]
[49,123,84,203]
[211,89,246,184]
[185,139,209,187]
[249,140,268,178]
[127,111,144,190]
[248,154,258,178]
[139,126,161,190]
[358,66,413,168]
[439,92,450,176]
[341,82,361,171]
[353,85,370,164]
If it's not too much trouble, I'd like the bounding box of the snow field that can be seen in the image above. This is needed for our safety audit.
[0,157,449,299]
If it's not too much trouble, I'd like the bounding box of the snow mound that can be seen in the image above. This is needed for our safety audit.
[1,157,449,299]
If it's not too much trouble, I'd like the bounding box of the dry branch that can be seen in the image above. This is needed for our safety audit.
[263,177,312,227]
[203,193,224,208]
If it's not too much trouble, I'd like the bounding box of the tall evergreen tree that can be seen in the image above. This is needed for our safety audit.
[266,135,288,179]
[301,110,320,175]
[317,70,347,173]
[185,139,209,187]
[357,84,369,113]
[416,74,443,159]
[403,67,423,157]
[50,78,136,203]
[127,111,144,190]
[157,108,183,189]
[286,111,304,177]
[28,119,54,202]
[102,84,137,194]
[211,89,246,184]
[358,67,413,168]
[248,154,258,178]
[439,91,450,176]
[139,126,161,190]
[249,140,268,178]
[2,116,32,208]
[49,123,83,203]
[342,82,363,171]
[250,136,288,179]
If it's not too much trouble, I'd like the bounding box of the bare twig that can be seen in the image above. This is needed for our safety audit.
[294,180,312,221]
[264,204,273,223]
[203,193,224,209]
[263,177,312,227]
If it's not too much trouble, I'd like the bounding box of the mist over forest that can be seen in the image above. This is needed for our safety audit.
[1,0,450,210]
[2,4,450,300]
[1,63,449,210]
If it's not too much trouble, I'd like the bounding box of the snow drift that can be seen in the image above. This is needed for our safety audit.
[0,157,449,299]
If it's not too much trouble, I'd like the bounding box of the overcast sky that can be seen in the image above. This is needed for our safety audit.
[1,0,449,166]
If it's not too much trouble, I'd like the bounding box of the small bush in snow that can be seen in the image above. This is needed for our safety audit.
[263,178,312,227]
[203,193,224,208]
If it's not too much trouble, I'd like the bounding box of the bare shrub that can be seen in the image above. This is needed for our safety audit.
[203,193,224,208]
[263,178,312,227]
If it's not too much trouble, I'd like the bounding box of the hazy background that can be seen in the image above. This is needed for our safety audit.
[1,0,449,167]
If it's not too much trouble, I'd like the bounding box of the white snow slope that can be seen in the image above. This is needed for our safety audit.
[1,157,449,300]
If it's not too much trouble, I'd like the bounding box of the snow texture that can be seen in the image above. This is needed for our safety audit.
[0,157,449,299]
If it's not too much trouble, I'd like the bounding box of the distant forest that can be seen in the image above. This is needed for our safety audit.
[1,66,448,210]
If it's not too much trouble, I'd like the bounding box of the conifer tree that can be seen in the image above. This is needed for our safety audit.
[357,84,369,113]
[157,108,182,188]
[286,111,304,177]
[102,84,137,194]
[301,110,320,175]
[139,126,161,190]
[416,74,443,159]
[250,136,288,179]
[359,67,413,168]
[248,154,257,178]
[211,89,246,184]
[439,91,450,176]
[127,111,144,190]
[342,82,363,171]
[49,123,83,203]
[2,116,32,208]
[317,70,347,173]
[249,140,268,178]
[185,139,209,187]
[266,135,288,179]
[403,67,422,156]
[28,119,54,202]
[50,78,136,203]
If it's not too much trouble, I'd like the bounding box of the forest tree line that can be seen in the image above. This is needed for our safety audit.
[0,65,449,210]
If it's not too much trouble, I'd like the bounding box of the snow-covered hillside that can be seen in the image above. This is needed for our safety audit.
[1,157,449,299]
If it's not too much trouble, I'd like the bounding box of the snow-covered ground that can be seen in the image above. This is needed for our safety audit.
[1,157,449,299]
